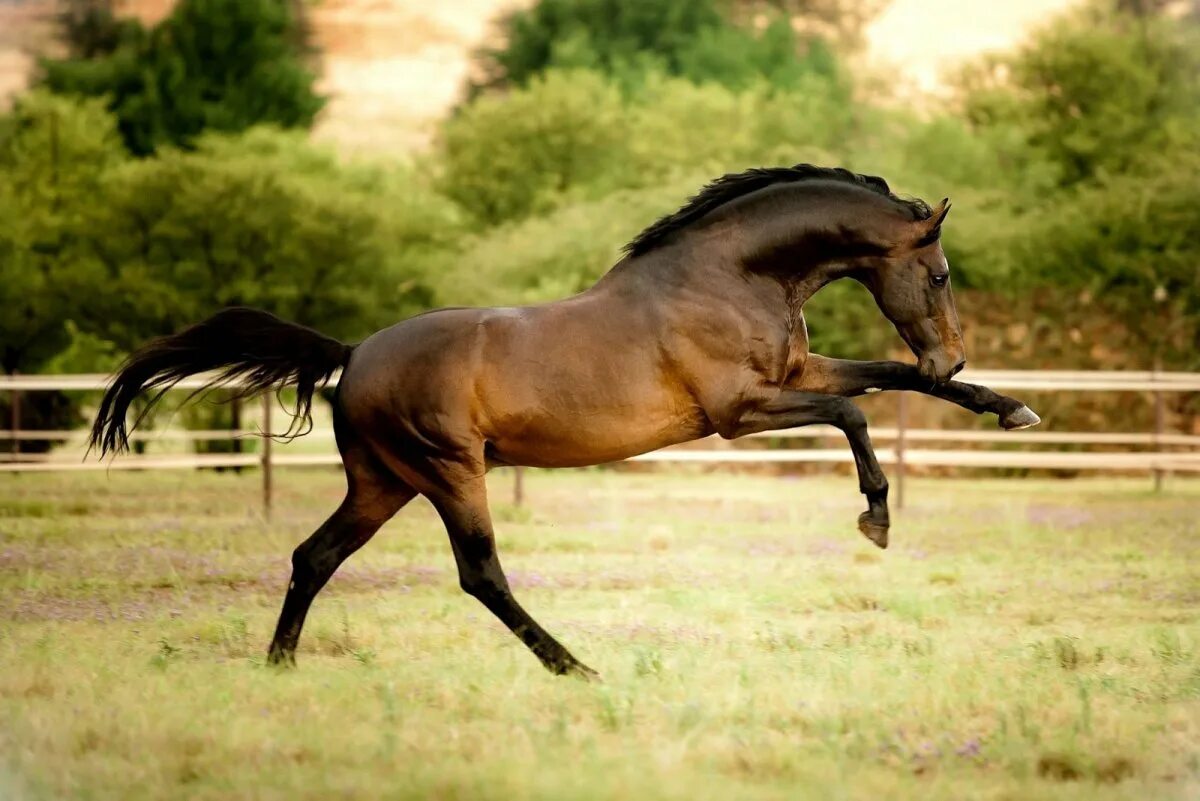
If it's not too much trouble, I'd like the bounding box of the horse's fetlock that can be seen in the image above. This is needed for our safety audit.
[865,480,889,502]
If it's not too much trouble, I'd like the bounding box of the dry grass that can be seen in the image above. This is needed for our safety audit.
[1,468,1198,800]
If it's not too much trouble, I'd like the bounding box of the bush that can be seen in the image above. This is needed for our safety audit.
[473,0,842,94]
[39,0,323,154]
[70,128,452,349]
[435,180,702,307]
[439,70,632,225]
[0,92,127,375]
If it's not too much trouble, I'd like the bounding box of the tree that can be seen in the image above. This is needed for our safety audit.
[949,2,1200,369]
[470,0,843,95]
[734,0,890,49]
[70,128,448,350]
[0,92,127,375]
[54,0,142,59]
[1011,155,1200,369]
[440,70,633,225]
[956,2,1200,187]
[39,0,324,155]
[0,93,128,452]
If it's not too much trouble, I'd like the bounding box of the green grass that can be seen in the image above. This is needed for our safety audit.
[1,468,1198,800]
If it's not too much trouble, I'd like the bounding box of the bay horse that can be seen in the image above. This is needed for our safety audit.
[90,165,1040,679]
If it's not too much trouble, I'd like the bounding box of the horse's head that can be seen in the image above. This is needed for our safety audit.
[860,199,965,384]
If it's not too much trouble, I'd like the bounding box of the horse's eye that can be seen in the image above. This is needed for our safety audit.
[930,273,949,288]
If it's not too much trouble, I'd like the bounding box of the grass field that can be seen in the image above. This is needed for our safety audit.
[0,467,1198,800]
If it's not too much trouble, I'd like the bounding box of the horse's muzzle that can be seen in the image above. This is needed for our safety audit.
[919,352,966,385]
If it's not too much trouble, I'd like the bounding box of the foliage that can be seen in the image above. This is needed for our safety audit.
[728,0,891,49]
[437,180,701,306]
[957,2,1200,187]
[1008,155,1200,367]
[439,70,632,225]
[472,0,842,94]
[54,0,143,59]
[950,1,1200,367]
[0,92,128,374]
[69,128,450,349]
[38,0,323,155]
[441,66,856,227]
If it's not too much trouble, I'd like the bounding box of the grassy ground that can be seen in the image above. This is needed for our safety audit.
[0,468,1197,800]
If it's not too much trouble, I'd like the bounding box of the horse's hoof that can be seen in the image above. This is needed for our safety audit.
[266,647,297,668]
[1001,405,1041,430]
[857,511,889,549]
[563,662,602,682]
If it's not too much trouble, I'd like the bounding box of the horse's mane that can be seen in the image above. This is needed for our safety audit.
[624,164,934,257]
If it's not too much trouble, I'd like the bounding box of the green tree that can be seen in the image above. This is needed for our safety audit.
[71,128,450,349]
[0,92,127,375]
[55,0,142,59]
[1011,156,1200,369]
[957,2,1200,187]
[948,2,1200,369]
[0,93,127,452]
[39,0,323,155]
[731,0,890,50]
[472,0,841,94]
[440,70,633,225]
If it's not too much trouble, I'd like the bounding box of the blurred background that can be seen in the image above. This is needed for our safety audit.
[0,0,1197,453]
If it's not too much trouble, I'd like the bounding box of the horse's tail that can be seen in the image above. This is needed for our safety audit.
[89,307,353,457]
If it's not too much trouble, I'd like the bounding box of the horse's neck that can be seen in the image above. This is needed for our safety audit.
[597,185,882,323]
[596,251,831,353]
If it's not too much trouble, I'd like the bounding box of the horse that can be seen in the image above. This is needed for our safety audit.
[90,164,1040,679]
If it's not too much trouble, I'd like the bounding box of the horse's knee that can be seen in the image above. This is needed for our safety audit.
[835,400,868,433]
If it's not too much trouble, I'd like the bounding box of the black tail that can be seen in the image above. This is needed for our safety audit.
[89,307,354,457]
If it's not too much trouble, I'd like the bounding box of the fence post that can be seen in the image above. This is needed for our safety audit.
[513,466,525,506]
[894,392,907,510]
[7,371,19,462]
[262,394,273,519]
[230,395,243,473]
[1153,355,1165,492]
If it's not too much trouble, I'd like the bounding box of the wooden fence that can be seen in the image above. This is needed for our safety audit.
[2,370,1198,512]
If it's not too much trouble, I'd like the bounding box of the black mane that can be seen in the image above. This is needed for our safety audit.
[624,164,933,257]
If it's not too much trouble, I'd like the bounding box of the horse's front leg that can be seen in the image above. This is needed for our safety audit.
[725,390,891,548]
[797,354,1041,430]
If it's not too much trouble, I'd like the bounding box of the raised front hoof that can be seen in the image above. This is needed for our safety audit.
[857,511,889,549]
[1000,405,1041,431]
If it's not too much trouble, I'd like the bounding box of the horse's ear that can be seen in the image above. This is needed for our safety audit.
[913,198,951,247]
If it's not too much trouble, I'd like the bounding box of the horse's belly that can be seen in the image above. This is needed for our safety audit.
[482,403,708,468]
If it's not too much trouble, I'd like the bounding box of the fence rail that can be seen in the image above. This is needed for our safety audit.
[4,370,1200,392]
[2,371,1197,510]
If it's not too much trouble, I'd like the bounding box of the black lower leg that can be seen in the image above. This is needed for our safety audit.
[435,491,597,679]
[732,391,891,547]
[267,485,412,665]
[804,356,1034,425]
[835,403,890,548]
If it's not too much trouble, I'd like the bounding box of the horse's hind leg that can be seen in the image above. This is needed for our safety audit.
[423,467,597,679]
[266,459,415,666]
